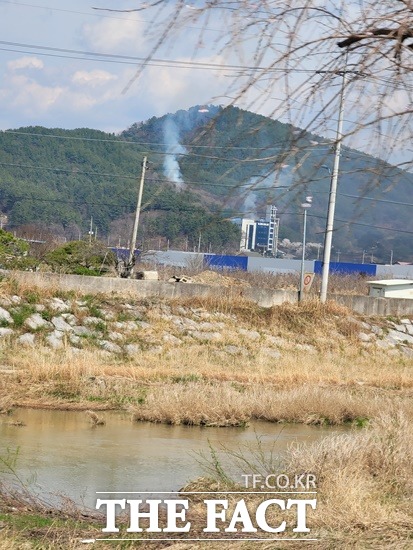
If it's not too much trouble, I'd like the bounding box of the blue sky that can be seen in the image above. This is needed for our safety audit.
[0,0,238,132]
[0,1,411,170]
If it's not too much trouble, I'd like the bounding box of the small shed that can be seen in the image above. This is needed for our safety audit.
[367,279,413,299]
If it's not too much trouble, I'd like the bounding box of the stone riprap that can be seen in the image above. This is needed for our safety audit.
[355,317,413,357]
[0,294,411,358]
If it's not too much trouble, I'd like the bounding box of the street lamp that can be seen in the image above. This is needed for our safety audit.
[299,196,313,302]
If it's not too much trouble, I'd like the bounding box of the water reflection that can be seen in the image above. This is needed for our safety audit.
[0,409,341,508]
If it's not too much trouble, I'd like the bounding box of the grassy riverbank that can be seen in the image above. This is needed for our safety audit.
[1,413,412,548]
[0,279,412,547]
[0,284,412,425]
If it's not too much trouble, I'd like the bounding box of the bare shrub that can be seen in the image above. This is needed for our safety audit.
[85,410,106,426]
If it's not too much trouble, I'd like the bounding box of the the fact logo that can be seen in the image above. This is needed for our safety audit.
[96,488,317,541]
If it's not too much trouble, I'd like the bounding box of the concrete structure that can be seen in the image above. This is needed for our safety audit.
[3,270,413,315]
[238,217,255,251]
[142,250,204,269]
[367,279,413,299]
[135,271,159,280]
[376,265,413,278]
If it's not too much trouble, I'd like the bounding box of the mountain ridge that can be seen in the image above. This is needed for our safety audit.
[0,105,411,262]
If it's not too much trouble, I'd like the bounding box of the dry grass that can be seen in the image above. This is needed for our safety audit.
[132,382,413,427]
[132,383,251,427]
[0,481,104,549]
[285,412,413,542]
[0,278,411,548]
[0,284,409,424]
[180,412,413,548]
[1,412,412,548]
[150,263,376,296]
[2,315,412,421]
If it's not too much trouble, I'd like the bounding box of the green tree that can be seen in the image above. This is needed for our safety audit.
[0,229,37,270]
[45,241,116,276]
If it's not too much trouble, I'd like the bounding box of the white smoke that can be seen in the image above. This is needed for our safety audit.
[163,116,187,189]
[242,184,259,217]
[242,165,293,216]
[242,174,275,217]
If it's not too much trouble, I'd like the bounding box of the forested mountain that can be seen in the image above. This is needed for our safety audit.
[0,124,240,252]
[0,105,411,262]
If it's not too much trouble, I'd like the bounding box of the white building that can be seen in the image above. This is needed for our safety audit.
[367,280,413,299]
[235,205,280,256]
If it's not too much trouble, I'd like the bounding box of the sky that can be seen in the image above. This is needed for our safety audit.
[0,0,412,171]
[0,0,238,133]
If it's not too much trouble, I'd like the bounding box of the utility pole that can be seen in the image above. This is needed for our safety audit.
[124,156,148,278]
[320,61,348,303]
[299,196,312,302]
[89,217,93,245]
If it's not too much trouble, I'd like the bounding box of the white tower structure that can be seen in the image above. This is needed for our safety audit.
[265,205,279,257]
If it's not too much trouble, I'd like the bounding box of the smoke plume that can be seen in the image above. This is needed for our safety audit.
[163,116,187,189]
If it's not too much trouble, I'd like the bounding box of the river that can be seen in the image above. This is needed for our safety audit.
[0,409,342,509]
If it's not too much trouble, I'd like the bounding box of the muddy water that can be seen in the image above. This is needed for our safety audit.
[0,409,342,508]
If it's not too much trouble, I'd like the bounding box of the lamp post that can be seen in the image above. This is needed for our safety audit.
[299,196,313,302]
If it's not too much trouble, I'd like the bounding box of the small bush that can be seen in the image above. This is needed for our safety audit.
[45,240,115,275]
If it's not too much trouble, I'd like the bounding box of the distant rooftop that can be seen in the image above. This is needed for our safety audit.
[367,279,413,286]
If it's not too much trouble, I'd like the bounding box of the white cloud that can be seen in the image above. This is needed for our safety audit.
[72,70,118,88]
[129,55,231,115]
[7,74,63,113]
[7,56,44,71]
[82,14,146,54]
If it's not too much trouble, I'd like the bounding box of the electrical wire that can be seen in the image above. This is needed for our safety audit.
[2,39,412,87]
[0,40,323,73]
[3,129,408,173]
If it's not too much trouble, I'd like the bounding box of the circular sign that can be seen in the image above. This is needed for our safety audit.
[304,274,312,286]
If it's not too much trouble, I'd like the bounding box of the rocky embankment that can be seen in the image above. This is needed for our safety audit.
[0,292,411,358]
[357,317,413,358]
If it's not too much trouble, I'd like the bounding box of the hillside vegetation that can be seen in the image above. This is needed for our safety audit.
[0,106,412,260]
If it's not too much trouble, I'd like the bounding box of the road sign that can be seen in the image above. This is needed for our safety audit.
[303,272,315,292]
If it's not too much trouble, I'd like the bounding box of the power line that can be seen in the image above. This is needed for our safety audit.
[0,130,290,164]
[1,182,412,236]
[308,213,413,235]
[1,129,331,153]
[0,0,158,22]
[0,162,137,180]
[4,39,411,86]
[1,156,406,187]
[0,161,280,188]
[0,40,317,73]
[0,0,242,34]
[339,193,413,208]
[3,129,404,172]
